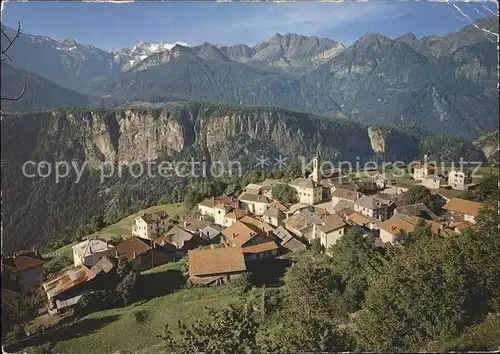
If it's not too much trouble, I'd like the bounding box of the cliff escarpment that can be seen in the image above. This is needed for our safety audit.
[1,102,486,252]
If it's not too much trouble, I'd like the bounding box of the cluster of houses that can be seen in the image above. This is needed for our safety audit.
[184,155,485,285]
[0,154,487,316]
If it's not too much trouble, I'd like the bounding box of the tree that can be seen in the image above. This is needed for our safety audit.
[465,175,499,202]
[260,314,350,353]
[116,270,137,306]
[328,230,390,312]
[397,218,433,247]
[1,22,26,101]
[158,300,260,353]
[272,184,298,203]
[281,162,304,182]
[2,291,43,341]
[108,234,123,246]
[116,257,132,280]
[310,238,325,254]
[282,254,346,321]
[352,234,486,352]
[399,185,441,213]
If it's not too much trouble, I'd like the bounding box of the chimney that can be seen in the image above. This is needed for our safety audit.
[115,250,119,258]
[184,221,188,228]
[133,252,137,259]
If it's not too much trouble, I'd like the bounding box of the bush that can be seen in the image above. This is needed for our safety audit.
[43,256,73,279]
[231,272,252,293]
[272,184,298,203]
[109,235,123,246]
[75,290,115,316]
[133,310,151,324]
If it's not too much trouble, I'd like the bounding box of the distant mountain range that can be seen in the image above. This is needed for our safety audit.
[1,16,498,139]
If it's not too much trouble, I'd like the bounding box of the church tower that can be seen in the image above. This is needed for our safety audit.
[311,148,321,184]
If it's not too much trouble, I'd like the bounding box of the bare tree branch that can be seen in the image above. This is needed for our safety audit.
[1,85,27,101]
[1,22,26,101]
[1,22,22,60]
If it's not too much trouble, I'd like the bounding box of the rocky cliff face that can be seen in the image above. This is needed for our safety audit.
[1,102,487,253]
[4,104,375,167]
[3,103,485,171]
[474,130,500,158]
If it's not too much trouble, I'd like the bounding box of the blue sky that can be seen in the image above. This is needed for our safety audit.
[2,1,497,51]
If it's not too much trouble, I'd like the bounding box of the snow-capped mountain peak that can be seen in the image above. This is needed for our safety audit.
[113,41,189,71]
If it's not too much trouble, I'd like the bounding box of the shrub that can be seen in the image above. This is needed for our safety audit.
[231,272,252,293]
[75,290,115,316]
[109,235,123,246]
[133,310,151,324]
[43,256,73,279]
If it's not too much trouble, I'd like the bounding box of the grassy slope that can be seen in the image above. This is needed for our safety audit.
[25,260,262,354]
[44,203,184,260]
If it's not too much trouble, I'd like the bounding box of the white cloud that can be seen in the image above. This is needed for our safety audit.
[195,2,410,46]
[234,3,407,38]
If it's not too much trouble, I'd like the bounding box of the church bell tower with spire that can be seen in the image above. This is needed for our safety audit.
[311,147,321,184]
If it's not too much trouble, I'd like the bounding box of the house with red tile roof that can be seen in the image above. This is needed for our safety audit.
[443,198,483,224]
[222,220,278,262]
[97,236,179,272]
[188,247,247,286]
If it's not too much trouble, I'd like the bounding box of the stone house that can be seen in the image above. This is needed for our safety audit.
[237,192,271,215]
[273,226,307,254]
[132,211,169,240]
[354,195,394,221]
[72,238,111,268]
[447,169,473,191]
[262,206,285,227]
[197,195,238,225]
[198,225,224,245]
[393,203,441,221]
[318,214,348,250]
[157,225,206,252]
[283,212,319,241]
[413,163,435,181]
[222,209,248,227]
[243,183,263,194]
[331,188,362,208]
[381,185,409,196]
[421,176,444,190]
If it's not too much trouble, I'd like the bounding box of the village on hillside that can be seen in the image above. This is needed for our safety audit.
[2,153,489,321]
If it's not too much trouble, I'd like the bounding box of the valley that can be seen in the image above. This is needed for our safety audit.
[1,3,499,354]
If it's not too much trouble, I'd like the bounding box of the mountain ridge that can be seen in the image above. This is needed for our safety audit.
[1,15,498,139]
